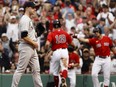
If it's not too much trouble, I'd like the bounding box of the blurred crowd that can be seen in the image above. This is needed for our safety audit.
[0,0,116,75]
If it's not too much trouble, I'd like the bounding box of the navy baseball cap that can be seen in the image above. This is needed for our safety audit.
[23,1,35,9]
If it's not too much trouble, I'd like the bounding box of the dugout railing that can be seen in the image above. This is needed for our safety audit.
[0,74,116,87]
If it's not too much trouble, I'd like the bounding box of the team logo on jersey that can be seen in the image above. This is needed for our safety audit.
[29,21,34,30]
[96,41,98,43]
[96,43,101,48]
[104,42,109,46]
[70,60,76,63]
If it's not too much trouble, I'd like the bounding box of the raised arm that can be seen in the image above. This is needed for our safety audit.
[109,19,116,29]
[77,37,89,43]
[45,40,51,51]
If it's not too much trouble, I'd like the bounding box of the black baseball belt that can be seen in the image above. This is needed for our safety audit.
[98,56,109,58]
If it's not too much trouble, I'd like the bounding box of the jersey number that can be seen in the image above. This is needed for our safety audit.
[55,34,66,44]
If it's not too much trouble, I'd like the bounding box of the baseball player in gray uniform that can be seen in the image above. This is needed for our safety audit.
[11,1,43,87]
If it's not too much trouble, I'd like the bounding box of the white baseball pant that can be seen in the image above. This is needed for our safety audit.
[92,56,111,87]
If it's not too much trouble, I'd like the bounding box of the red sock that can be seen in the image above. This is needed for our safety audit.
[54,76,59,87]
[60,70,67,78]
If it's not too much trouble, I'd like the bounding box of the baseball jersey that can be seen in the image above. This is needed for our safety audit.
[18,15,37,43]
[69,52,80,64]
[89,36,113,56]
[47,29,72,51]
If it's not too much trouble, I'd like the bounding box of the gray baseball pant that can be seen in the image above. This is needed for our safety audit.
[11,44,43,87]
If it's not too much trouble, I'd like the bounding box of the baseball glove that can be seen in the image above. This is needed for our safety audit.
[68,63,74,69]
[36,23,45,37]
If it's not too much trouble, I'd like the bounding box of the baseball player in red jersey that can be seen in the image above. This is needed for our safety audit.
[77,28,116,87]
[67,45,80,87]
[45,19,75,87]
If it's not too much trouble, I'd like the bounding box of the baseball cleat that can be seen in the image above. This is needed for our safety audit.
[60,77,67,87]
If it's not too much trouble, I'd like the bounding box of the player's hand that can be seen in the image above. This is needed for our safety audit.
[107,14,109,19]
[33,42,38,48]
[71,63,75,67]
[68,63,74,69]
[73,35,77,38]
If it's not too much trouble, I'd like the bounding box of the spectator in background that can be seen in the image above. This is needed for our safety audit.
[0,0,4,15]
[77,3,84,17]
[109,1,116,17]
[76,16,87,34]
[0,33,12,72]
[53,4,62,19]
[0,15,7,37]
[91,18,98,28]
[75,8,83,25]
[55,0,65,8]
[96,18,106,35]
[83,25,93,38]
[80,0,86,6]
[6,15,19,42]
[0,39,3,71]
[18,6,24,19]
[87,20,95,33]
[104,26,112,38]
[10,41,19,70]
[42,1,52,16]
[97,4,115,27]
[98,0,110,7]
[1,33,13,60]
[89,47,95,61]
[70,26,80,48]
[63,12,76,34]
[81,48,93,74]
[78,26,92,49]
[48,0,57,5]
[3,2,11,24]
[18,0,27,6]
[109,19,116,46]
[61,0,74,19]
[38,44,48,74]
[3,0,12,6]
[46,10,54,32]
[11,0,19,12]
[84,6,96,21]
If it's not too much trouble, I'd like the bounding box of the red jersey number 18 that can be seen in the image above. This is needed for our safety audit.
[55,34,66,44]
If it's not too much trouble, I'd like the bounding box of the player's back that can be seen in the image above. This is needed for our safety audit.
[48,29,72,51]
